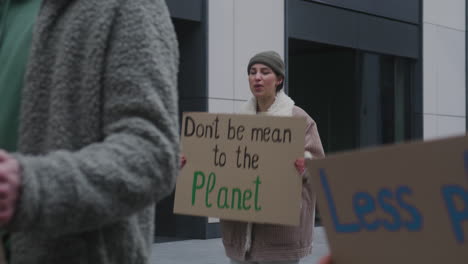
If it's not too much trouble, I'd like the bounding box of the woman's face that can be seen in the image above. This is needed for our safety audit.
[248,63,283,99]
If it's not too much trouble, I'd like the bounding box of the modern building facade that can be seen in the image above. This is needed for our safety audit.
[156,0,466,239]
[423,1,466,139]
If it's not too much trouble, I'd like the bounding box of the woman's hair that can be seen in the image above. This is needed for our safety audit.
[247,51,285,92]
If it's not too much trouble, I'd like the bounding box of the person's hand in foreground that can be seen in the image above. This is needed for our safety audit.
[0,150,21,226]
[319,255,333,264]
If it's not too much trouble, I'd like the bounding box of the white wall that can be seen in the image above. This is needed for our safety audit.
[423,0,466,139]
[208,0,285,114]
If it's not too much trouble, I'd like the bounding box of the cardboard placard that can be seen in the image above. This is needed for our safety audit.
[174,112,305,226]
[308,135,468,264]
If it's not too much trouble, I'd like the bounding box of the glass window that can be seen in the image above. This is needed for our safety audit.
[288,40,416,154]
[358,52,414,148]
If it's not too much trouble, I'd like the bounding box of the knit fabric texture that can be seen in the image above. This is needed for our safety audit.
[247,50,285,78]
[4,0,180,263]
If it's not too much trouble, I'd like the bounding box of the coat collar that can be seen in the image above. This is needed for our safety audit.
[240,89,295,116]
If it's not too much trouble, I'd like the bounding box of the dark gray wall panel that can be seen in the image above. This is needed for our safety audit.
[358,15,419,58]
[206,223,221,239]
[414,62,423,139]
[308,0,419,24]
[173,19,207,98]
[311,0,368,12]
[156,6,209,239]
[288,0,419,58]
[368,1,419,24]
[166,0,203,21]
[288,0,358,49]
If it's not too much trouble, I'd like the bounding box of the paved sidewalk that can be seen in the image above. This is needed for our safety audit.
[151,227,329,264]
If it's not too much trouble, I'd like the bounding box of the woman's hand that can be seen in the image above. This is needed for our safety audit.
[319,255,333,264]
[180,154,187,169]
[294,158,305,175]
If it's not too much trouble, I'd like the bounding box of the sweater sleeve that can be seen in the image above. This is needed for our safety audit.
[304,117,325,160]
[292,106,325,181]
[292,106,325,160]
[6,0,180,235]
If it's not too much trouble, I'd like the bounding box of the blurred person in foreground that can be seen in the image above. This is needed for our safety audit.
[0,0,179,263]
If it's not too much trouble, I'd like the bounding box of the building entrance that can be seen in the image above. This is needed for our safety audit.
[288,39,416,154]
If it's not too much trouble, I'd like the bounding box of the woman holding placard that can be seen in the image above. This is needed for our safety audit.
[220,51,325,264]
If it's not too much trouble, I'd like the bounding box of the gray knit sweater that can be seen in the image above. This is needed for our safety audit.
[5,0,179,263]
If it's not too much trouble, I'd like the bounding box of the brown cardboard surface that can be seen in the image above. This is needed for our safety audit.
[308,135,468,264]
[174,112,305,226]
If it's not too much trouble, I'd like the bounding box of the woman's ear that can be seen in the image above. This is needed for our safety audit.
[276,76,284,86]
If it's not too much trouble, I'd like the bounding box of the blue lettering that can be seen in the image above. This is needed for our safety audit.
[353,192,380,231]
[441,185,468,244]
[396,186,423,231]
[320,169,360,233]
[377,188,402,231]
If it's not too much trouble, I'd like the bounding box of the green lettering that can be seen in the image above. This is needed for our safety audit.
[231,188,242,210]
[243,189,252,210]
[217,187,229,209]
[192,171,205,206]
[205,173,216,208]
[253,176,262,211]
